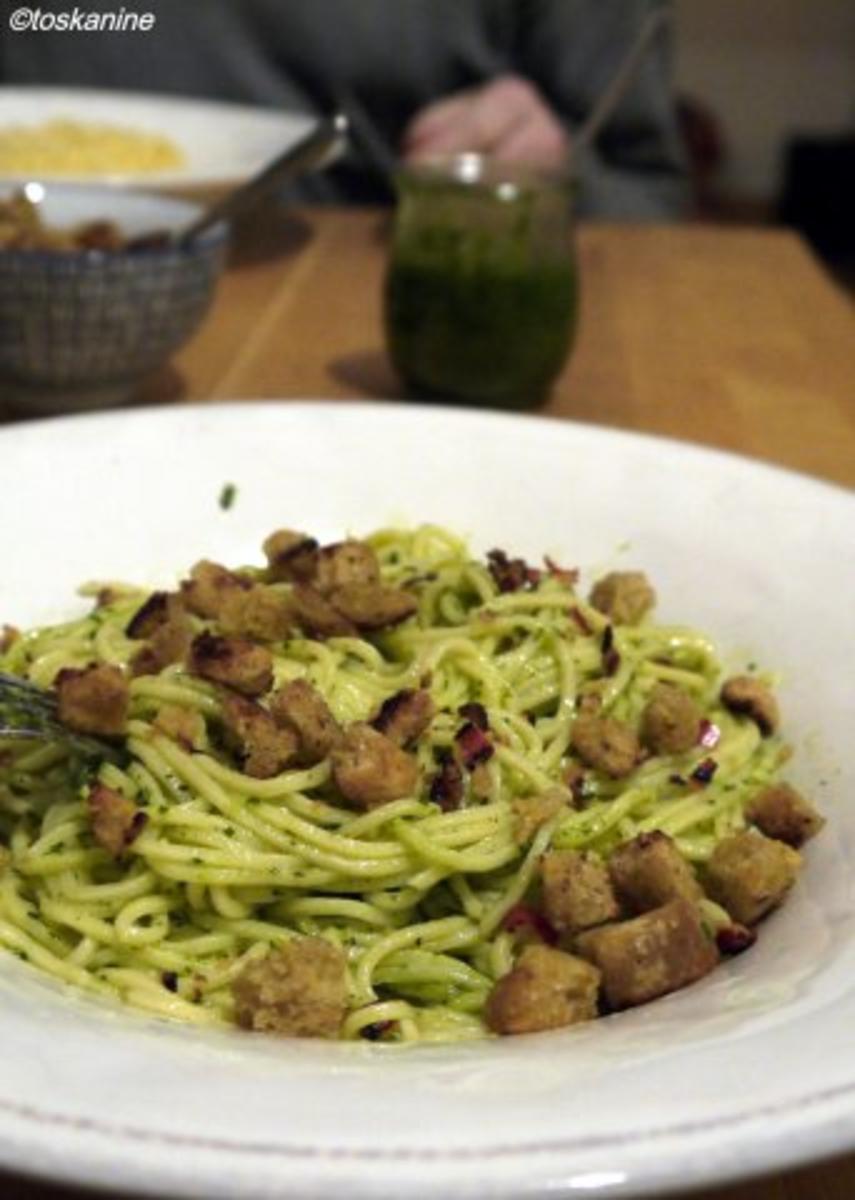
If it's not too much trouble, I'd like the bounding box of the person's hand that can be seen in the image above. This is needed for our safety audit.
[401,75,570,170]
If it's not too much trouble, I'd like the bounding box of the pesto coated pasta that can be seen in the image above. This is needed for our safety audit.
[0,526,818,1042]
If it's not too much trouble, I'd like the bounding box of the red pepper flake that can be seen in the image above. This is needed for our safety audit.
[570,607,593,635]
[698,719,721,749]
[601,624,621,676]
[543,556,579,587]
[455,722,494,770]
[127,810,149,845]
[716,924,757,956]
[486,549,541,593]
[501,903,558,945]
[429,751,464,811]
[564,762,589,807]
[690,757,718,786]
[360,1020,398,1041]
[458,701,488,730]
[161,971,179,993]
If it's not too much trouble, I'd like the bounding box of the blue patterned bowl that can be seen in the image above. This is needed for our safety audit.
[0,184,227,414]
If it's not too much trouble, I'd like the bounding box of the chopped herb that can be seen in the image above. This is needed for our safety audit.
[218,483,237,511]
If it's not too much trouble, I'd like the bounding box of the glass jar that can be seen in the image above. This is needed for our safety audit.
[384,154,578,409]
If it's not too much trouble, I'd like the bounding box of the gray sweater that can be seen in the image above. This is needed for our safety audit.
[1,0,687,218]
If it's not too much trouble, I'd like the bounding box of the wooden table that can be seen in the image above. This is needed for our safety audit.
[2,209,855,1200]
[149,207,855,490]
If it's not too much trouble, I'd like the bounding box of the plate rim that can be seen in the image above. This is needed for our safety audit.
[0,399,853,1199]
[0,86,316,188]
[1,397,852,506]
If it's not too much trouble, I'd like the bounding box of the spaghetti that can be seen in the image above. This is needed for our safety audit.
[0,526,810,1042]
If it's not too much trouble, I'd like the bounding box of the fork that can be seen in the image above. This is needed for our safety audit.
[0,671,125,763]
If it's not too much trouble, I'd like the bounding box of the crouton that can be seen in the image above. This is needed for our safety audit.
[331,723,419,809]
[541,849,621,933]
[188,632,273,697]
[720,676,779,736]
[589,571,655,625]
[570,714,640,778]
[87,783,147,858]
[130,608,193,678]
[55,663,129,736]
[125,590,176,639]
[262,529,319,584]
[641,684,702,755]
[178,559,248,619]
[485,945,601,1035]
[704,830,801,924]
[512,789,567,846]
[152,704,206,752]
[232,937,347,1037]
[315,540,380,592]
[220,692,298,778]
[371,688,434,748]
[608,831,703,912]
[217,583,293,642]
[269,679,340,765]
[290,585,357,639]
[575,897,718,1010]
[745,783,824,848]
[180,560,250,619]
[326,583,417,631]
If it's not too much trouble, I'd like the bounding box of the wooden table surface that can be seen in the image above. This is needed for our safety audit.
[2,208,855,1200]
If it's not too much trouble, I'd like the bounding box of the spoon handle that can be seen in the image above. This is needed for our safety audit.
[178,112,349,246]
[573,8,670,156]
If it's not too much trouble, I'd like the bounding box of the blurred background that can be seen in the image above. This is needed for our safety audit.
[675,0,855,282]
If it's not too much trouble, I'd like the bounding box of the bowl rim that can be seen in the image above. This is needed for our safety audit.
[0,180,229,261]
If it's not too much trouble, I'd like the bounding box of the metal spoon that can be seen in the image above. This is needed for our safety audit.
[177,112,349,247]
[572,8,670,156]
[339,9,668,189]
[0,671,125,764]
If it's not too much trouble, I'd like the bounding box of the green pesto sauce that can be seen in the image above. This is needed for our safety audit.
[385,223,578,408]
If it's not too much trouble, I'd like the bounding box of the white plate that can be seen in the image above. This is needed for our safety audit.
[0,87,316,190]
[0,402,853,1200]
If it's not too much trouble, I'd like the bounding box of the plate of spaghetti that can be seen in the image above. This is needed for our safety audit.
[0,88,316,192]
[0,402,852,1199]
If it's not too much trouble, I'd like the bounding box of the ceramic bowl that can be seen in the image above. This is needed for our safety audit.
[0,184,227,413]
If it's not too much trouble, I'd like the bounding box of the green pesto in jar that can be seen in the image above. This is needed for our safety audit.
[384,162,578,409]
